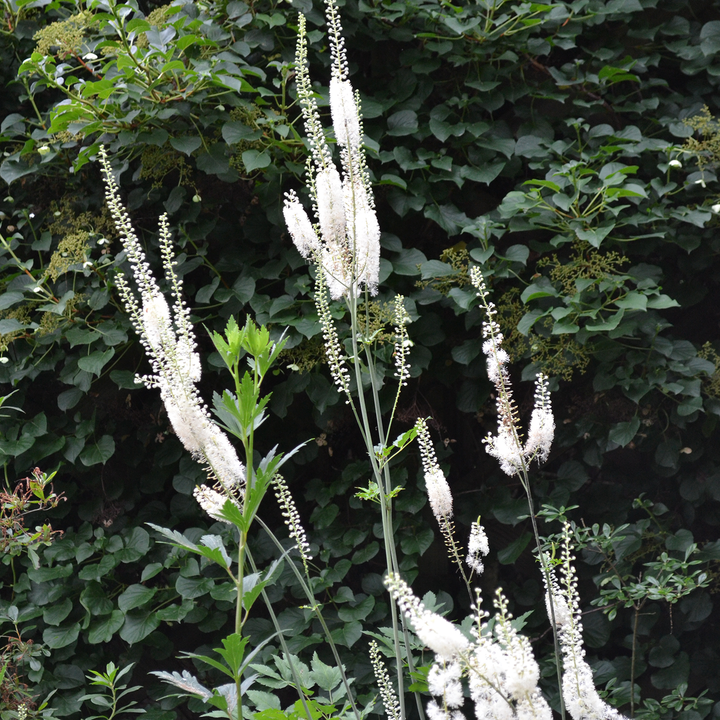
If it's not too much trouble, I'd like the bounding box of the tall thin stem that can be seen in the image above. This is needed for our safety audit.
[255,517,362,720]
[522,478,565,720]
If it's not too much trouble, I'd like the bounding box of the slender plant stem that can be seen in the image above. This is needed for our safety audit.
[245,548,314,720]
[347,295,410,719]
[235,530,247,720]
[523,478,566,720]
[630,599,644,718]
[255,517,362,720]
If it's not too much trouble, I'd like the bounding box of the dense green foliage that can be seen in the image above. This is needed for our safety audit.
[2,0,720,716]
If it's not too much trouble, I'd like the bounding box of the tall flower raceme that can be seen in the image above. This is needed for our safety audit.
[283,5,380,303]
[283,4,423,717]
[547,527,630,720]
[99,147,245,521]
[470,265,568,716]
[466,520,490,576]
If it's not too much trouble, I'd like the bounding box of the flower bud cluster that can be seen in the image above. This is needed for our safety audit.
[369,641,402,720]
[392,295,412,386]
[416,418,453,522]
[272,475,312,569]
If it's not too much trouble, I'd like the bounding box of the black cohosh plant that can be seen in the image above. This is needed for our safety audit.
[94,2,710,720]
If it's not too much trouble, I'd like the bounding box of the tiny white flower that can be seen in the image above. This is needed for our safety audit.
[0,357,8,364]
[83,52,98,60]
[712,203,720,213]
[467,521,489,574]
[694,178,707,187]
[28,212,35,219]
[83,261,93,268]
[37,146,51,156]
[32,286,43,293]
[668,159,682,168]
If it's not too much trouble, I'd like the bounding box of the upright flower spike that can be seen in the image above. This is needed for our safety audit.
[272,474,312,571]
[284,0,380,300]
[525,373,555,464]
[392,295,412,387]
[99,147,245,519]
[283,190,319,258]
[330,77,361,149]
[316,166,346,247]
[369,641,402,720]
[415,418,473,592]
[548,526,630,720]
[466,520,489,575]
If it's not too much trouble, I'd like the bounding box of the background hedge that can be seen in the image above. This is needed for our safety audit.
[2,0,720,717]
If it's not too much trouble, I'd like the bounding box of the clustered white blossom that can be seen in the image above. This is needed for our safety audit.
[546,526,630,720]
[467,591,552,720]
[427,658,466,720]
[466,520,489,575]
[387,523,627,720]
[386,568,554,720]
[469,267,555,477]
[99,147,245,521]
[525,374,555,465]
[385,573,470,662]
[283,2,380,301]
